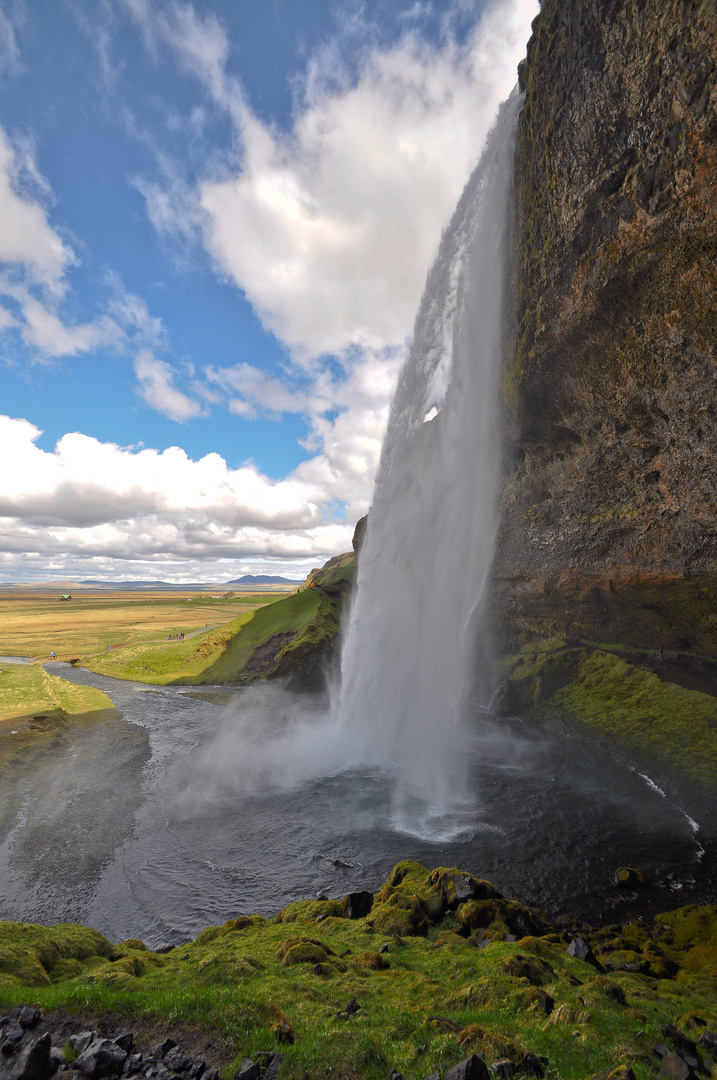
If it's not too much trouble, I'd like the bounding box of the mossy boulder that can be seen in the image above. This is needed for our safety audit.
[0,921,118,987]
[276,937,336,966]
[501,953,555,986]
[274,899,344,924]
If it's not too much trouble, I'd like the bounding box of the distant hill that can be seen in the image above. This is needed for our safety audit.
[225,575,302,585]
[78,580,214,590]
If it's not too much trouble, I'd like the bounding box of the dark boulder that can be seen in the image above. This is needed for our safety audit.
[75,1038,128,1079]
[342,891,374,919]
[444,1056,490,1080]
[6,1032,51,1080]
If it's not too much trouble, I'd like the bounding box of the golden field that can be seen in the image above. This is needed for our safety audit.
[0,591,278,659]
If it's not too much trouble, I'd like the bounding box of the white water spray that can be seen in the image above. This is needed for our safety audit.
[334,92,522,830]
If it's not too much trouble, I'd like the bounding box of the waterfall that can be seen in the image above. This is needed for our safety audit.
[334,92,522,834]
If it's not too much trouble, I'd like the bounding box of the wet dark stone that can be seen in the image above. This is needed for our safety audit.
[490,1060,515,1078]
[70,1035,96,1057]
[233,1063,259,1080]
[75,1038,128,1079]
[660,1050,695,1080]
[443,1056,490,1080]
[163,1048,192,1074]
[7,1032,51,1080]
[522,1053,547,1078]
[663,1026,698,1057]
[567,937,602,969]
[16,1010,41,1032]
[342,891,374,919]
[2,1023,25,1056]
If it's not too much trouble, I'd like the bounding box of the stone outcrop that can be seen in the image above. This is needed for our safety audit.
[499,0,717,579]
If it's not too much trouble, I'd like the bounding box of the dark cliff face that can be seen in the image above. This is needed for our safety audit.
[498,0,717,579]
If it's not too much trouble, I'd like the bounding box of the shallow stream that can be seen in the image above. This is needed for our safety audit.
[0,663,712,949]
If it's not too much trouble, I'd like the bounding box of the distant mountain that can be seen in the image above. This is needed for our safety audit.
[225,575,302,585]
[78,580,217,590]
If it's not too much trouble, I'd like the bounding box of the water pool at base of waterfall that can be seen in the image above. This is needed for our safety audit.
[0,663,711,950]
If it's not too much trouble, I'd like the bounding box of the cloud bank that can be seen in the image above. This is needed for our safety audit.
[1,0,538,579]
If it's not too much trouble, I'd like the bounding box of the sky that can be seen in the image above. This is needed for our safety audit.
[0,0,538,583]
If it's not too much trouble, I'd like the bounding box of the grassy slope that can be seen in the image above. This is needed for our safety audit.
[80,590,327,686]
[0,862,714,1080]
[184,588,325,684]
[82,612,259,684]
[499,640,717,792]
[0,662,116,776]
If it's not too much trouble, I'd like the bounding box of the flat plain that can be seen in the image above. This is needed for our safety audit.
[0,591,279,659]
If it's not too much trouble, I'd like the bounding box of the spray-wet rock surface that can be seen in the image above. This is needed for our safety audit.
[501,0,717,579]
[488,0,717,814]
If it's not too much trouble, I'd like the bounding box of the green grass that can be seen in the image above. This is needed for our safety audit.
[77,587,334,686]
[187,589,325,684]
[82,612,259,684]
[0,662,117,778]
[500,641,717,791]
[1,862,714,1080]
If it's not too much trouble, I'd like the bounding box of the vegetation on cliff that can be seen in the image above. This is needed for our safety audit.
[1,862,715,1080]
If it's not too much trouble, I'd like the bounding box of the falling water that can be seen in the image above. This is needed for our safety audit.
[334,92,522,832]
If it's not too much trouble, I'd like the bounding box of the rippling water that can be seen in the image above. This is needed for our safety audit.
[0,663,712,949]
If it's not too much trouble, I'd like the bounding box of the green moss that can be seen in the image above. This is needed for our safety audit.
[0,862,716,1079]
[274,900,344,924]
[552,652,717,788]
[0,921,118,987]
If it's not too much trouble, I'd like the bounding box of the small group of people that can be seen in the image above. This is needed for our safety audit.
[166,632,186,640]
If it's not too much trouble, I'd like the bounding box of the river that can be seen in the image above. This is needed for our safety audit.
[0,662,712,949]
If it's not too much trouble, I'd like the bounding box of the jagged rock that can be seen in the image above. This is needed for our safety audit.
[443,1056,490,1080]
[490,1061,515,1078]
[262,1052,285,1080]
[660,1051,697,1080]
[2,1024,25,1056]
[6,1032,51,1080]
[234,1064,259,1080]
[663,1025,698,1057]
[162,1048,191,1073]
[149,1041,176,1062]
[70,1034,96,1057]
[567,937,602,969]
[114,1033,134,1054]
[75,1038,128,1078]
[16,1012,40,1033]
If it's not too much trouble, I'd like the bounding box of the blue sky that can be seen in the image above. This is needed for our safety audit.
[0,0,536,582]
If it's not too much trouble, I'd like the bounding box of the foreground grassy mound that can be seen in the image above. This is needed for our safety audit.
[1,862,715,1080]
[0,663,116,776]
[494,639,717,797]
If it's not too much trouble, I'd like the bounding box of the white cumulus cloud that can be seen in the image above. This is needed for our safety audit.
[0,413,355,575]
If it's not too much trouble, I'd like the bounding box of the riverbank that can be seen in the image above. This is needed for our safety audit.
[0,662,118,782]
[489,573,717,831]
[0,861,715,1080]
